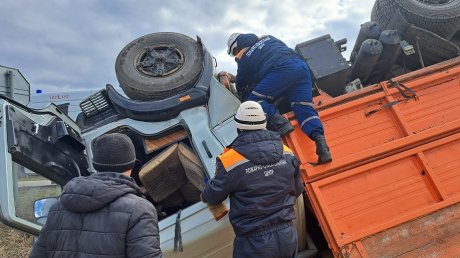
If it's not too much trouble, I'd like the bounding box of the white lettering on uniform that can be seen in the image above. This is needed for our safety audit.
[246,37,271,57]
[245,159,287,174]
[264,169,274,177]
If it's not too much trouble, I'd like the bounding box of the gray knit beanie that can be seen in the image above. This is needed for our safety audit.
[92,133,136,172]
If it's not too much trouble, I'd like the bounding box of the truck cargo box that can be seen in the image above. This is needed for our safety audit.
[284,57,460,257]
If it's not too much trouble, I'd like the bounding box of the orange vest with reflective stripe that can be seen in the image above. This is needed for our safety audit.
[218,145,294,172]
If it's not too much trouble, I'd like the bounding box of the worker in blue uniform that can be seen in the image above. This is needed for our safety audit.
[227,33,332,164]
[202,101,304,258]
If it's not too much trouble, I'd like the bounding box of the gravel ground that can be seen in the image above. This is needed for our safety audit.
[0,223,33,258]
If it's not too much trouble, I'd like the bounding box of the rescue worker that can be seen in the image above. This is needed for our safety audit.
[202,101,304,258]
[30,133,163,258]
[227,32,332,164]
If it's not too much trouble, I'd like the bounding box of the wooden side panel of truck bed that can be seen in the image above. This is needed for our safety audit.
[284,57,460,257]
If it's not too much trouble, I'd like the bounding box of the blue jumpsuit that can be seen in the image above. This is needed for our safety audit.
[202,130,304,257]
[234,34,324,139]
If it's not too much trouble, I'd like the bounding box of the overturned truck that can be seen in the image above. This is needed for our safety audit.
[1,0,460,257]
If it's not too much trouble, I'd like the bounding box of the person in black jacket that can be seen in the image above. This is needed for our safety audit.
[202,101,304,258]
[29,133,163,258]
[227,32,332,164]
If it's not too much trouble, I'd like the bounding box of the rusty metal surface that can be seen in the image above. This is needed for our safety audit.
[352,202,460,258]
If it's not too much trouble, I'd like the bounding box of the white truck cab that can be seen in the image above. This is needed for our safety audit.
[0,74,240,257]
[0,32,312,257]
[0,32,240,257]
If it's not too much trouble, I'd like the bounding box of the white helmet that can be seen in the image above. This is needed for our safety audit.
[227,33,241,56]
[234,101,266,130]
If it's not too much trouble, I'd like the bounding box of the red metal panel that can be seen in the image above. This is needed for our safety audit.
[424,139,460,198]
[324,158,432,233]
[397,79,460,134]
[281,58,460,257]
[285,58,460,182]
[308,134,460,254]
[287,92,404,167]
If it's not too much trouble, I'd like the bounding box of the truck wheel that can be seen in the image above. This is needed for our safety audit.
[395,0,460,40]
[452,30,460,46]
[115,32,204,101]
[370,1,378,23]
[373,0,460,40]
[370,0,398,30]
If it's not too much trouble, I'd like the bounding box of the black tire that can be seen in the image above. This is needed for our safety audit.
[452,30,460,46]
[115,32,204,101]
[370,1,378,23]
[371,0,399,30]
[373,0,460,40]
[395,0,460,40]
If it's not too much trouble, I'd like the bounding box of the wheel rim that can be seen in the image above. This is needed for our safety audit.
[136,45,184,77]
[416,0,453,5]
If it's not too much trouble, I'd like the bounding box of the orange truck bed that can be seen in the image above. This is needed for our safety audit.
[284,57,460,257]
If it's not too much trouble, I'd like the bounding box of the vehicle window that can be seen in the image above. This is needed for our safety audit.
[12,161,61,224]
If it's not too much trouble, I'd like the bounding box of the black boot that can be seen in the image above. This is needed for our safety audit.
[313,134,332,164]
[267,112,294,136]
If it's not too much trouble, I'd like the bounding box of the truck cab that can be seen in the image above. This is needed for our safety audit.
[0,59,238,258]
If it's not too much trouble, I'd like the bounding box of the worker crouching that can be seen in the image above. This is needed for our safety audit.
[227,32,332,164]
[202,101,304,258]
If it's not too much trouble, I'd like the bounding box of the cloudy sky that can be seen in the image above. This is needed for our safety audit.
[0,0,375,94]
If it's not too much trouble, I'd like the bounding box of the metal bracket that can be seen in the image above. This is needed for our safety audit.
[400,40,415,56]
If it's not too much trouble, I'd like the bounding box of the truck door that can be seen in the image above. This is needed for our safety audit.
[0,96,88,235]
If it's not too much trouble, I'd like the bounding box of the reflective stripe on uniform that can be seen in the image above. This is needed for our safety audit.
[283,145,294,156]
[300,116,320,129]
[291,101,314,108]
[219,149,249,171]
[235,47,249,59]
[251,91,274,100]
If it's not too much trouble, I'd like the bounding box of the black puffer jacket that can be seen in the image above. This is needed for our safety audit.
[29,172,163,258]
[202,130,304,236]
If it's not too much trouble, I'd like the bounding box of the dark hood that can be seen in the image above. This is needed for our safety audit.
[231,130,283,165]
[235,33,258,51]
[60,172,143,213]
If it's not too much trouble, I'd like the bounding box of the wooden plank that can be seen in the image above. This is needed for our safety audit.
[143,130,188,154]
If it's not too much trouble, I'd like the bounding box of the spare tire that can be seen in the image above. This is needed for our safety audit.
[115,32,204,101]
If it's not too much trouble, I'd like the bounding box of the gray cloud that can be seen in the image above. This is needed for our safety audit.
[0,0,375,94]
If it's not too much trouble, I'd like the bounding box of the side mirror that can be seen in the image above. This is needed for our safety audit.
[34,197,58,225]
